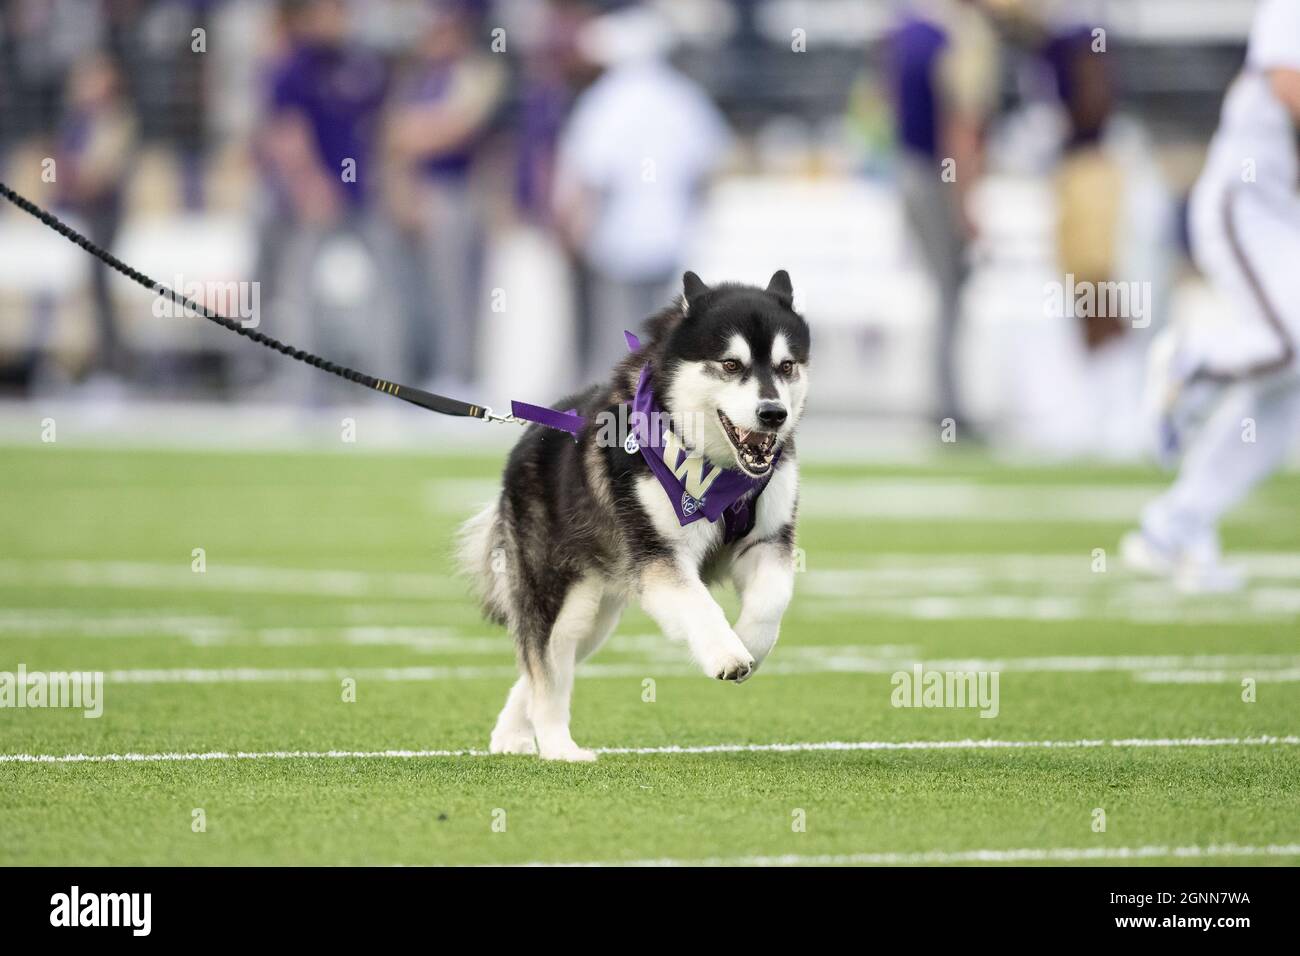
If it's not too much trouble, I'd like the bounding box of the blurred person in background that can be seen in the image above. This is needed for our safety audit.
[552,2,730,382]
[888,0,1001,431]
[1,0,98,144]
[56,52,138,384]
[258,0,400,402]
[989,1,1121,347]
[513,0,597,229]
[998,0,1149,457]
[1123,0,1300,592]
[263,0,385,227]
[385,0,505,392]
[1036,10,1118,354]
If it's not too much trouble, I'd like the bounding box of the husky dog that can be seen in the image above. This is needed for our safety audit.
[458,270,809,761]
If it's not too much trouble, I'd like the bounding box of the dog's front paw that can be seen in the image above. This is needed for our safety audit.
[731,629,775,684]
[700,641,756,682]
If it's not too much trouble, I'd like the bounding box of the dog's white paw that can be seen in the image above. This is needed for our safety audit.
[734,659,760,684]
[539,743,598,763]
[700,640,756,682]
[489,731,537,755]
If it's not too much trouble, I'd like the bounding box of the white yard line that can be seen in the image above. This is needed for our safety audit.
[1138,668,1300,684]
[2,735,1296,764]
[801,557,1300,625]
[420,476,1276,525]
[797,479,1167,523]
[80,652,1300,684]
[7,552,1300,592]
[101,664,526,683]
[0,560,462,599]
[781,479,1281,525]
[8,552,1300,594]
[801,596,1300,625]
[229,626,504,654]
[806,552,1300,579]
[798,653,1300,676]
[0,613,234,637]
[512,843,1300,867]
[4,555,1298,628]
[0,613,511,652]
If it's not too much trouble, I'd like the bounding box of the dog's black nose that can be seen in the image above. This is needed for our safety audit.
[756,401,787,429]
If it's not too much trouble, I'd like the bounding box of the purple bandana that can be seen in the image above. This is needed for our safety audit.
[623,332,776,543]
[509,332,777,543]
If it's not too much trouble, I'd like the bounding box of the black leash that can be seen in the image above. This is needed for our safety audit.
[0,181,516,423]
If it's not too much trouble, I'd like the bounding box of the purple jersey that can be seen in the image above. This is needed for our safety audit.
[269,43,387,206]
[890,17,948,158]
[399,64,477,181]
[1040,25,1105,146]
[514,80,569,219]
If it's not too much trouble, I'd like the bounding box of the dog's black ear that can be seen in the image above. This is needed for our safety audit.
[683,271,710,309]
[766,269,793,308]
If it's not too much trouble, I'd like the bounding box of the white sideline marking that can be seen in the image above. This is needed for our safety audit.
[0,560,462,599]
[807,552,1300,580]
[5,554,1299,628]
[11,553,1300,596]
[803,592,1300,625]
[103,664,520,683]
[87,652,1300,684]
[0,613,511,653]
[798,479,1166,523]
[1138,668,1300,684]
[0,612,234,637]
[2,735,1296,764]
[421,477,1283,525]
[790,652,1300,675]
[6,556,1300,633]
[796,479,1279,525]
[222,626,503,654]
[516,843,1300,867]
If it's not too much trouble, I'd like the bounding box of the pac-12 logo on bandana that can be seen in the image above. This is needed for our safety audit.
[681,492,700,517]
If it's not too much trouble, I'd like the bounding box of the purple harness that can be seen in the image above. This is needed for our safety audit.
[511,332,776,543]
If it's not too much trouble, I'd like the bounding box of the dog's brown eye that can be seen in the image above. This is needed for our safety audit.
[721,359,741,373]
[779,360,794,376]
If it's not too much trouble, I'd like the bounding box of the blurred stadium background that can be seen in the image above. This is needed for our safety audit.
[0,0,1278,459]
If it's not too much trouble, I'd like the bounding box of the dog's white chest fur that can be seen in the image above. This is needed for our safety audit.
[747,458,799,539]
[634,474,721,566]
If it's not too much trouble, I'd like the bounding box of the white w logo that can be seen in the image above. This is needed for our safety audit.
[661,429,723,499]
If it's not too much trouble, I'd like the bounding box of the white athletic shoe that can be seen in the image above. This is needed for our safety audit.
[1120,529,1245,595]
[1120,529,1176,576]
[1140,325,1217,468]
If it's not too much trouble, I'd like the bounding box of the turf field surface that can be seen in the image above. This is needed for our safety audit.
[1,445,1297,866]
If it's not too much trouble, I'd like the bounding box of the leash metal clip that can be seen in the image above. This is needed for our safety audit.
[481,406,524,426]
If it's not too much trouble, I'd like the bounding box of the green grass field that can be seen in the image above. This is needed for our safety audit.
[1,444,1297,866]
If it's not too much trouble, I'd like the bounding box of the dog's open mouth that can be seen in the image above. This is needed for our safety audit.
[717,411,778,477]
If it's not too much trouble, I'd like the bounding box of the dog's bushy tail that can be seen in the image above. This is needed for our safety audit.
[455,498,510,627]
